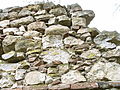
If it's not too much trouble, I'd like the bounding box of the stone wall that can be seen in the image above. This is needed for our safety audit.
[0,2,120,90]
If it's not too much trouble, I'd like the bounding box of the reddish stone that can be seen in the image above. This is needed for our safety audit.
[49,84,70,90]
[1,88,22,90]
[52,60,62,65]
[51,79,61,85]
[33,60,44,67]
[71,82,99,89]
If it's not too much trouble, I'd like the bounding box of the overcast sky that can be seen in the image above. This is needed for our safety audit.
[0,0,120,32]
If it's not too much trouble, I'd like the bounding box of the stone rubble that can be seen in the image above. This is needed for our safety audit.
[0,2,120,90]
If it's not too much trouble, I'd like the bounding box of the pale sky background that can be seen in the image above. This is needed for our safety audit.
[0,0,120,32]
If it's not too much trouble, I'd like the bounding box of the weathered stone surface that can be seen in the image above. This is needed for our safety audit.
[18,8,32,17]
[23,31,40,38]
[61,70,86,84]
[2,6,21,13]
[2,35,23,53]
[42,35,63,49]
[34,10,47,15]
[19,25,26,32]
[71,82,99,89]
[35,14,54,21]
[49,7,67,16]
[0,20,10,28]
[105,62,120,81]
[80,48,101,59]
[86,61,120,81]
[68,3,82,13]
[64,36,84,46]
[45,25,70,35]
[26,49,41,55]
[88,27,100,38]
[23,85,48,90]
[41,48,71,64]
[47,17,57,25]
[72,17,86,27]
[43,2,55,10]
[27,4,41,11]
[94,31,120,49]
[0,13,9,20]
[1,2,120,90]
[49,84,70,90]
[27,21,47,33]
[2,51,16,62]
[102,49,120,58]
[25,71,46,85]
[19,60,30,69]
[58,64,69,75]
[15,69,26,80]
[45,75,53,84]
[47,67,58,74]
[3,28,19,35]
[77,28,89,34]
[8,11,18,19]
[81,32,91,40]
[0,72,14,88]
[72,10,95,25]
[10,16,34,27]
[0,63,20,71]
[57,15,71,26]
[2,51,25,62]
[15,39,41,52]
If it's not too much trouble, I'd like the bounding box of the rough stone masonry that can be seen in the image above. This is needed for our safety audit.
[0,2,120,90]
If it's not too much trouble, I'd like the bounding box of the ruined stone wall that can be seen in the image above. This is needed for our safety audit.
[0,2,120,90]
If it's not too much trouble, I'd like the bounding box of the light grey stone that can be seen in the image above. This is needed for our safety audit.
[3,28,19,35]
[47,17,57,25]
[25,71,46,85]
[61,70,86,84]
[80,48,101,59]
[0,63,20,72]
[45,25,70,35]
[42,35,63,49]
[18,8,32,17]
[86,61,120,81]
[41,48,71,64]
[58,64,69,75]
[35,14,54,21]
[2,35,23,53]
[71,10,95,25]
[27,21,47,33]
[34,10,47,15]
[102,49,120,58]
[0,20,10,27]
[64,36,84,46]
[10,16,34,27]
[15,69,26,80]
[0,72,14,88]
[2,51,25,62]
[49,7,67,16]
[23,31,40,39]
[94,31,120,49]
[72,17,86,27]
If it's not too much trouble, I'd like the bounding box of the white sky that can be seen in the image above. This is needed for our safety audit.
[0,0,120,32]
